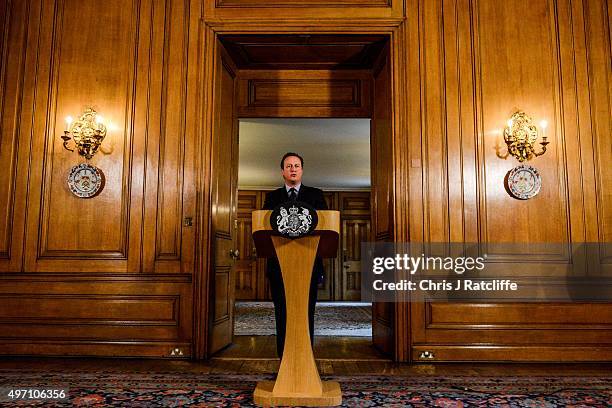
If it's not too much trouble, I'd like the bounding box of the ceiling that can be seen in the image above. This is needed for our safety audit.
[219,34,387,70]
[238,118,371,189]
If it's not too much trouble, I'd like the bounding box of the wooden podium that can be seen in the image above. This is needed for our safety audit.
[251,210,342,407]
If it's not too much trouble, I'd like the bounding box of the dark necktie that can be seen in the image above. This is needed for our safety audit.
[288,188,297,201]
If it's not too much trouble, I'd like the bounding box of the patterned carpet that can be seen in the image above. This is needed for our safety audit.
[0,370,610,407]
[234,301,372,336]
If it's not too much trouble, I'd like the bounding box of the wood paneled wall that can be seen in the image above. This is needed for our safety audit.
[0,0,198,357]
[407,0,612,361]
[205,0,404,21]
[1,0,610,361]
[237,70,372,117]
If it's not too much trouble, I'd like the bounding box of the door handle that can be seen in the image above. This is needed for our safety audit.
[229,249,240,260]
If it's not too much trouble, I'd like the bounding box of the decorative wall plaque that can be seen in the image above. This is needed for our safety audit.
[67,163,105,198]
[505,164,542,200]
[271,201,318,238]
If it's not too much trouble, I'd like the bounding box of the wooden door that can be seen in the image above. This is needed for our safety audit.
[317,192,338,300]
[235,191,258,300]
[340,220,369,300]
[339,192,371,301]
[208,43,239,355]
[371,46,395,356]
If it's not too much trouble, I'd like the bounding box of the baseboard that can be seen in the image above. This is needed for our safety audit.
[412,345,612,362]
[0,340,192,359]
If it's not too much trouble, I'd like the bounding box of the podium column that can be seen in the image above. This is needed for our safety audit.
[253,235,341,406]
[272,235,322,395]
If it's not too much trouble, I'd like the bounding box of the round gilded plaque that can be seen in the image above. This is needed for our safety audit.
[505,164,541,200]
[67,163,105,198]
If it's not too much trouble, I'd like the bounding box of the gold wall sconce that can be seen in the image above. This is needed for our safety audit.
[61,107,108,160]
[497,110,549,162]
[61,107,114,199]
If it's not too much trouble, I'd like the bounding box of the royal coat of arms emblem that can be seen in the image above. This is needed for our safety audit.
[271,201,318,238]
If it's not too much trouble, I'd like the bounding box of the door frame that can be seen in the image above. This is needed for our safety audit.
[192,20,413,362]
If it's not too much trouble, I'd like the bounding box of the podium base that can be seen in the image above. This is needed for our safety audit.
[253,380,342,407]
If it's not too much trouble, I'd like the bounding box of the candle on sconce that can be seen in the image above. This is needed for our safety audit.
[539,120,548,142]
[65,116,73,126]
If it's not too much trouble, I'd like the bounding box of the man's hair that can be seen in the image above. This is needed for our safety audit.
[280,152,304,169]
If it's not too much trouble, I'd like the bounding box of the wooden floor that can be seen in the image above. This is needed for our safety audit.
[1,335,610,377]
[0,356,610,377]
[213,336,386,361]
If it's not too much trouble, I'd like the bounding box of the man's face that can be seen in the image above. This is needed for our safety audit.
[281,156,303,186]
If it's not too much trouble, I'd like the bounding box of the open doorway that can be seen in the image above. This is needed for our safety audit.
[227,118,378,359]
[203,33,396,361]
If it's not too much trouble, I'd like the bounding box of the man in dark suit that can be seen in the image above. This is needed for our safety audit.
[263,152,328,358]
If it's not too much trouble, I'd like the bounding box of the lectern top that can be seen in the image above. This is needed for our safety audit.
[251,210,340,258]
